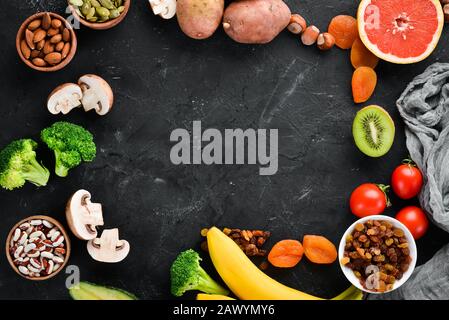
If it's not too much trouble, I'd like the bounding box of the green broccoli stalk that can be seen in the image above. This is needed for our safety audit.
[0,139,50,190]
[170,249,229,297]
[40,122,96,177]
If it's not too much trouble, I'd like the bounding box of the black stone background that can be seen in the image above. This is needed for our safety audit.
[0,0,449,300]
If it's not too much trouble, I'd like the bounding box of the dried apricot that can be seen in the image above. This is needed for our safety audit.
[352,67,377,103]
[351,38,379,69]
[328,15,358,49]
[268,240,304,268]
[303,235,337,264]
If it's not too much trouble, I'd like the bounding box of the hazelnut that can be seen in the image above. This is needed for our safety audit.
[317,33,335,51]
[301,25,320,46]
[287,14,307,34]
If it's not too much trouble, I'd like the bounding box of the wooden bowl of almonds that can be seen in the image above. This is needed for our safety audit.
[6,215,71,281]
[16,12,77,72]
[68,0,131,30]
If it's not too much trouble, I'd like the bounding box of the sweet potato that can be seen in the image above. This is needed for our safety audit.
[222,0,291,44]
[177,0,224,39]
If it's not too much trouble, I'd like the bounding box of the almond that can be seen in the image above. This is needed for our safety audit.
[44,52,62,65]
[20,40,31,59]
[55,42,64,52]
[27,19,41,31]
[61,42,71,59]
[30,50,40,58]
[32,57,46,67]
[33,29,46,43]
[42,13,51,30]
[62,28,70,42]
[36,39,45,51]
[47,28,59,37]
[51,19,62,29]
[43,41,55,55]
[25,29,35,50]
[50,34,62,44]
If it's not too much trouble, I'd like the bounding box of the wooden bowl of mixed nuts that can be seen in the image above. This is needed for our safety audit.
[16,12,77,72]
[68,0,131,30]
[338,215,417,294]
[6,215,71,281]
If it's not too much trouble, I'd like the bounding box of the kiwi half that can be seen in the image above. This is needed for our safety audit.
[352,105,395,157]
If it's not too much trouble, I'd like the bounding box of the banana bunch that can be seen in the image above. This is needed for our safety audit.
[201,227,363,300]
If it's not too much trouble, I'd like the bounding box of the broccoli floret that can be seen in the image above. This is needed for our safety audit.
[170,249,229,297]
[40,122,96,177]
[0,139,50,190]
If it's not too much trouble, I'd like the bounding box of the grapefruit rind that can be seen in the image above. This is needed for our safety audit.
[357,0,444,64]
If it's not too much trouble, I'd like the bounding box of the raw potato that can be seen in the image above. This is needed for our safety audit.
[222,0,291,44]
[176,0,224,39]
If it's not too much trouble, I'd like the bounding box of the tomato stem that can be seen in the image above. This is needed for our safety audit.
[402,157,416,167]
[377,184,391,207]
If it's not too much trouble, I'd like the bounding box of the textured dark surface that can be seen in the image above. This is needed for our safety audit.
[0,0,449,300]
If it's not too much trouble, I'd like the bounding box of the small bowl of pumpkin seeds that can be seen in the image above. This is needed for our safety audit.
[68,0,130,30]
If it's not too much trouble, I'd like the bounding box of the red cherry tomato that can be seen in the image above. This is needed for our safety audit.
[396,206,429,240]
[391,163,423,200]
[350,183,390,217]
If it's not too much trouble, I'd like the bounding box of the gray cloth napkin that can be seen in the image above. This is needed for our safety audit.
[396,62,449,233]
[369,63,449,300]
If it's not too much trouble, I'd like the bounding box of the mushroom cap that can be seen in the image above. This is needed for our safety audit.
[66,189,104,240]
[87,228,130,263]
[78,74,114,116]
[149,0,176,19]
[47,83,82,115]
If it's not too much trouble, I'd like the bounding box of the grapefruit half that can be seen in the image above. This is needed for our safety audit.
[357,0,444,64]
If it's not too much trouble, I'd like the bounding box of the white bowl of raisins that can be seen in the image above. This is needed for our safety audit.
[338,215,417,294]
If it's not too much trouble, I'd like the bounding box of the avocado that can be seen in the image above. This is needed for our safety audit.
[69,281,137,300]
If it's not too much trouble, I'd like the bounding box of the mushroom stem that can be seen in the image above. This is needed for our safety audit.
[87,229,130,263]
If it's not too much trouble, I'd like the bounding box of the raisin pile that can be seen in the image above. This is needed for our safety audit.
[342,220,412,292]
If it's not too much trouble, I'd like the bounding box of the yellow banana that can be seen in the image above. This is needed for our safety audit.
[207,227,362,300]
[197,294,235,300]
[207,227,320,300]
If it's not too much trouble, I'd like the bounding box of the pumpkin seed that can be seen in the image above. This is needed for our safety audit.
[96,7,110,17]
[86,7,96,19]
[90,0,102,7]
[99,0,115,10]
[81,2,91,16]
[69,0,83,6]
[109,9,120,19]
[76,7,85,18]
[71,0,124,23]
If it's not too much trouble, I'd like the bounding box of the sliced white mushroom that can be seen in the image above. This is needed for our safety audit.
[66,189,104,240]
[78,74,114,116]
[148,0,176,19]
[87,229,130,263]
[47,83,83,115]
